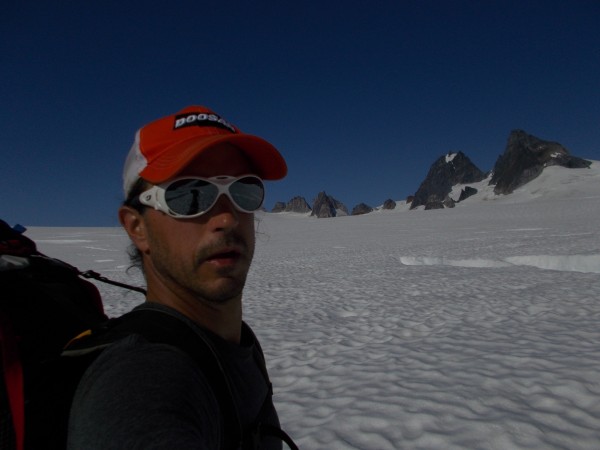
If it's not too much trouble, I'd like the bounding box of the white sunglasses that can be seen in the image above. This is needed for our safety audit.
[139,175,265,218]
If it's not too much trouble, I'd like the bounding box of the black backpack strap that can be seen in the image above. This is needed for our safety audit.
[239,326,300,450]
[245,386,299,450]
[256,424,299,450]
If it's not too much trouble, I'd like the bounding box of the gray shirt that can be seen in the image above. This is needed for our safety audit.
[67,303,281,449]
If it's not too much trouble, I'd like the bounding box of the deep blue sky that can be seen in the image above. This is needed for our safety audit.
[2,1,599,226]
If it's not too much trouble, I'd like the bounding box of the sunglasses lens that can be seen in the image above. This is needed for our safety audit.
[165,179,218,216]
[230,177,265,211]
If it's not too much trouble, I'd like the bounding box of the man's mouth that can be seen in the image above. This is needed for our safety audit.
[205,248,243,266]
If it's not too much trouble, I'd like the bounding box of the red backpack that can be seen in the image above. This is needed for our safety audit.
[0,220,109,449]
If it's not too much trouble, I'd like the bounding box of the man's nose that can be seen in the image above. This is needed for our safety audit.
[207,194,240,231]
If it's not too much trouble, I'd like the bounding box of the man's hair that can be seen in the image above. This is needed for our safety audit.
[122,178,149,273]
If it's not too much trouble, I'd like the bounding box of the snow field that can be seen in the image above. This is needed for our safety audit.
[29,163,600,449]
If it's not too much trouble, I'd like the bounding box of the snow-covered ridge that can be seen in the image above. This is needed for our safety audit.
[274,160,600,215]
[451,159,600,204]
[400,159,600,209]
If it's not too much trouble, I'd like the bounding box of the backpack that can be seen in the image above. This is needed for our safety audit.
[0,220,110,449]
[0,220,298,450]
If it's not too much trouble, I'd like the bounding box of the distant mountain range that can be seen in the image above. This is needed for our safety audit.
[270,130,594,217]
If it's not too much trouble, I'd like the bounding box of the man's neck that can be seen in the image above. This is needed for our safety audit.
[145,289,243,344]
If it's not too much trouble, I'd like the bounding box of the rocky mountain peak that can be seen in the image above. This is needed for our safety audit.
[351,203,373,216]
[311,192,348,218]
[410,151,486,209]
[382,199,396,210]
[271,130,592,217]
[490,130,591,194]
[271,196,311,213]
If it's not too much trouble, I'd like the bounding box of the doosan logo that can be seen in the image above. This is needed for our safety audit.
[173,113,236,133]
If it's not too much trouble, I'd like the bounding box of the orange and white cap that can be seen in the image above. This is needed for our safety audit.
[123,106,287,196]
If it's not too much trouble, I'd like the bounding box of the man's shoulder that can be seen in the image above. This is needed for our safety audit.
[68,330,222,450]
[83,332,209,385]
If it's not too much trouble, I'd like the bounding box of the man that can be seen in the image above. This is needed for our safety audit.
[67,106,292,449]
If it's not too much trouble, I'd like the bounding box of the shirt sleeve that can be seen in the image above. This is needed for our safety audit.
[67,334,221,450]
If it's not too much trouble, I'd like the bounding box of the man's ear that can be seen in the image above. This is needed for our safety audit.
[119,206,150,253]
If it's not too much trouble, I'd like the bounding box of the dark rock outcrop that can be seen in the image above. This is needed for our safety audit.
[271,196,312,213]
[491,130,591,195]
[410,152,486,210]
[285,196,312,213]
[271,202,286,213]
[311,192,348,218]
[443,197,456,208]
[382,199,396,210]
[351,203,373,216]
[458,186,478,202]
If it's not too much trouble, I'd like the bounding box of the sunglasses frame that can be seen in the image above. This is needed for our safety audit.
[138,175,265,218]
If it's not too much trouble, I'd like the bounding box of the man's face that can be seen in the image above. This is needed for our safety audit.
[140,143,257,305]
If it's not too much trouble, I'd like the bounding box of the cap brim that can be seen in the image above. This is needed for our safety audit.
[139,133,287,183]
